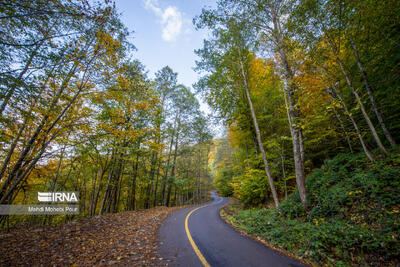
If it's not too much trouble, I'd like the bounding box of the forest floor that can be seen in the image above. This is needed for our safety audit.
[0,206,184,266]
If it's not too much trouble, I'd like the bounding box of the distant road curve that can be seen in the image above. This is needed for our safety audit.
[158,191,306,267]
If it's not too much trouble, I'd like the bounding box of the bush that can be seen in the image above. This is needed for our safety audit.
[231,169,270,207]
[229,150,400,266]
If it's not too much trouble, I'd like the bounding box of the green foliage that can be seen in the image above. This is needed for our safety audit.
[232,169,270,207]
[230,151,400,266]
[213,165,234,197]
[201,0,400,210]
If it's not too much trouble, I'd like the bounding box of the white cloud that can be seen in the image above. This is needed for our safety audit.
[144,0,162,16]
[161,7,182,42]
[144,0,182,42]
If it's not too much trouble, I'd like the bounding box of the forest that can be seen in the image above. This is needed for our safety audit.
[1,0,400,266]
[0,0,213,227]
[198,0,400,265]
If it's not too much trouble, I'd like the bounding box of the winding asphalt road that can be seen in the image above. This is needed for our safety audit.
[158,191,306,267]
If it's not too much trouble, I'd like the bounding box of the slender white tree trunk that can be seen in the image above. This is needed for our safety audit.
[350,37,396,147]
[324,32,389,156]
[271,7,307,208]
[328,87,374,161]
[239,57,279,208]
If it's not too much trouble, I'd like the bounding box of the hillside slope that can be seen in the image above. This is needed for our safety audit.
[223,151,400,266]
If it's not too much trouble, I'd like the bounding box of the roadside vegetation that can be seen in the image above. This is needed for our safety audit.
[222,150,400,266]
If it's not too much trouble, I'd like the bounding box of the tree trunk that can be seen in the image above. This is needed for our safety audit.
[166,123,180,207]
[281,140,288,200]
[350,37,396,147]
[91,166,106,216]
[153,158,162,207]
[328,87,374,161]
[323,31,389,156]
[161,114,178,205]
[130,153,139,210]
[330,97,354,153]
[271,7,307,208]
[99,161,115,215]
[145,151,157,209]
[238,54,279,208]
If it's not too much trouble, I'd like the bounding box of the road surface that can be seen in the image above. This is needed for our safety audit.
[158,191,306,267]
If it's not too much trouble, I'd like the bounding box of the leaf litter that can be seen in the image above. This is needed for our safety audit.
[0,206,183,266]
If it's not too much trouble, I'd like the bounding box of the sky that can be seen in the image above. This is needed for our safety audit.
[115,0,217,115]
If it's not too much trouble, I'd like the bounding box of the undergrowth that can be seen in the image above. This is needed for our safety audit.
[227,150,400,266]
